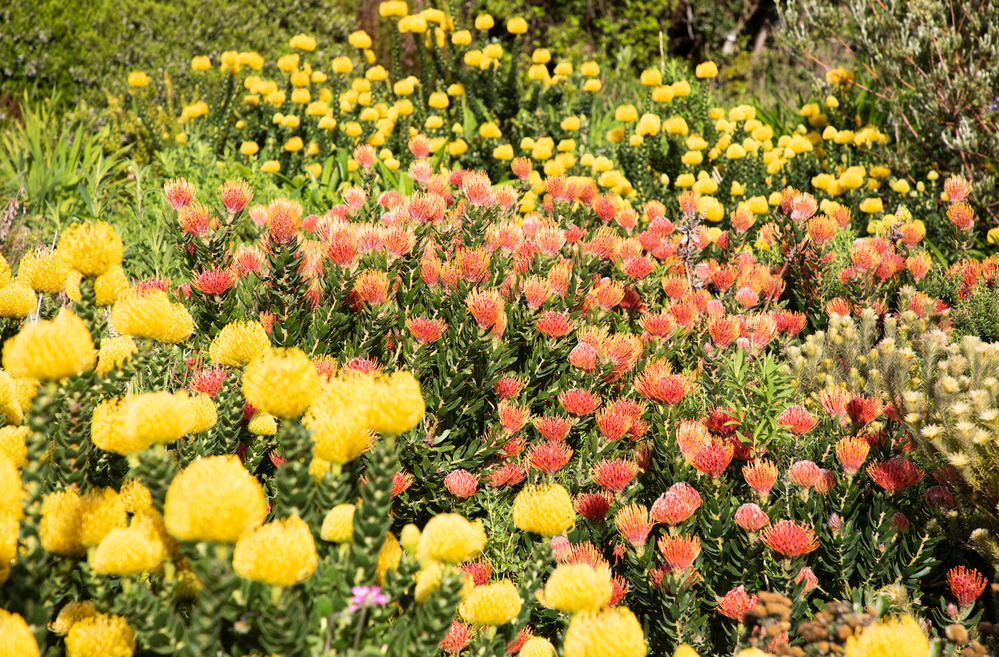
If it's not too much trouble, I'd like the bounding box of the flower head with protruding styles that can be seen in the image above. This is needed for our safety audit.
[513,483,575,536]
[563,607,647,657]
[743,460,779,498]
[209,320,270,366]
[716,585,758,620]
[947,566,987,608]
[866,456,923,494]
[110,289,194,344]
[164,178,196,211]
[615,504,652,549]
[657,534,701,571]
[266,198,303,243]
[242,347,320,418]
[219,179,253,215]
[836,436,870,474]
[760,520,819,558]
[2,309,95,380]
[57,221,124,276]
[416,513,486,565]
[233,515,318,586]
[65,613,135,657]
[164,455,267,543]
[458,580,523,625]
[540,562,614,612]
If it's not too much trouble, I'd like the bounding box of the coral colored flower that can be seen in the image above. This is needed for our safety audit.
[743,460,779,498]
[614,504,652,548]
[892,512,910,531]
[193,268,235,295]
[846,395,882,425]
[595,408,633,441]
[634,359,691,405]
[787,460,821,489]
[734,503,769,532]
[947,566,987,608]
[815,469,836,495]
[439,621,473,654]
[777,405,818,435]
[466,290,504,329]
[795,566,818,592]
[575,492,612,522]
[494,376,523,400]
[650,482,701,525]
[353,270,390,305]
[657,534,701,571]
[498,400,530,433]
[529,441,573,475]
[220,179,253,215]
[691,439,734,477]
[640,312,677,338]
[820,387,851,419]
[676,421,710,460]
[836,436,870,474]
[164,178,197,211]
[406,316,447,344]
[392,470,414,496]
[705,408,740,436]
[569,343,599,371]
[708,316,741,346]
[591,459,639,492]
[444,469,478,498]
[486,463,526,488]
[559,388,601,416]
[533,415,573,442]
[192,367,226,398]
[521,277,550,308]
[866,456,923,493]
[716,585,758,620]
[760,520,819,558]
[536,311,573,338]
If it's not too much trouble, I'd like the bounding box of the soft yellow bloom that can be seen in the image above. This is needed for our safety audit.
[540,562,614,612]
[0,426,28,468]
[127,71,149,88]
[164,455,267,543]
[458,580,522,625]
[493,144,514,160]
[615,105,638,122]
[233,516,318,586]
[110,289,194,344]
[96,336,137,375]
[65,614,134,657]
[475,14,494,29]
[349,30,373,48]
[507,17,528,34]
[564,607,647,657]
[844,614,928,657]
[640,69,662,86]
[636,114,661,137]
[304,374,377,464]
[58,221,123,276]
[332,57,353,74]
[242,347,320,419]
[379,0,408,17]
[860,198,884,214]
[671,80,691,97]
[290,33,316,51]
[94,265,129,305]
[449,139,468,155]
[209,320,270,366]
[416,513,486,564]
[695,61,718,78]
[320,504,355,543]
[512,483,574,536]
[2,308,95,380]
[92,516,165,576]
[479,122,502,139]
[48,601,99,637]
[554,62,572,75]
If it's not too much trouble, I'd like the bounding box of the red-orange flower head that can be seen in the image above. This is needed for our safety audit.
[777,405,818,436]
[532,415,573,442]
[511,156,533,180]
[657,534,701,572]
[352,270,390,306]
[536,311,573,338]
[948,202,976,231]
[529,440,573,475]
[795,567,818,592]
[439,621,472,655]
[944,176,971,203]
[179,202,212,236]
[521,277,551,309]
[734,503,769,532]
[640,312,677,339]
[835,436,870,474]
[595,408,633,441]
[568,343,598,372]
[709,316,741,347]
[494,376,523,400]
[392,470,414,496]
[717,585,758,620]
[444,469,478,498]
[575,492,612,522]
[193,366,227,398]
[267,198,303,243]
[558,388,601,416]
[592,194,616,223]
[591,458,639,492]
[466,290,504,329]
[462,171,494,207]
[735,287,760,310]
[790,191,818,222]
[692,439,735,478]
[354,144,377,168]
[866,456,923,494]
[743,460,779,498]
[807,215,837,245]
[615,504,652,549]
[760,520,819,558]
[634,359,691,405]
[676,420,711,461]
[846,395,882,425]
[408,134,431,159]
[947,566,987,608]
[164,177,197,211]
[487,463,526,488]
[406,316,446,344]
[650,482,702,526]
[705,408,739,436]
[220,179,253,215]
[787,460,821,489]
[621,255,654,280]
[498,400,530,433]
[193,268,235,295]
[593,279,625,311]
[679,190,699,217]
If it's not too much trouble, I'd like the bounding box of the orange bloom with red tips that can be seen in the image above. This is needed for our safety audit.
[634,359,691,405]
[657,534,701,571]
[743,460,779,498]
[615,504,652,549]
[591,459,639,492]
[866,456,923,494]
[947,566,987,608]
[558,388,601,416]
[760,520,818,558]
[529,441,573,475]
[835,436,870,474]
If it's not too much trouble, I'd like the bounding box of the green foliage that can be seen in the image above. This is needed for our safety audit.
[951,282,999,343]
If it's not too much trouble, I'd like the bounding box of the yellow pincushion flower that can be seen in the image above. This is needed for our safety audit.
[65,614,135,657]
[506,17,528,34]
[39,489,86,555]
[521,637,556,657]
[0,454,23,518]
[57,222,123,276]
[290,33,317,51]
[0,279,35,318]
[512,483,575,536]
[348,30,373,49]
[123,391,196,447]
[2,308,95,380]
[233,515,318,586]
[190,393,217,433]
[416,513,486,564]
[640,69,662,86]
[242,347,320,418]
[48,600,99,636]
[458,580,522,625]
[367,371,425,435]
[118,479,152,514]
[164,455,267,543]
[564,607,647,657]
[0,426,28,468]
[305,375,376,464]
[92,398,146,455]
[247,410,277,435]
[540,562,614,612]
[860,198,884,214]
[110,289,194,344]
[0,512,16,583]
[695,61,719,78]
[79,487,127,547]
[92,519,165,576]
[22,249,71,293]
[415,563,444,603]
[95,265,130,306]
[615,105,638,122]
[209,320,270,366]
[376,531,402,584]
[320,504,355,543]
[380,0,408,17]
[0,609,39,657]
[844,614,929,657]
[96,336,137,375]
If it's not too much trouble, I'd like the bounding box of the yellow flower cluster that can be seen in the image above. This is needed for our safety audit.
[843,614,929,657]
[163,455,267,543]
[539,562,614,612]
[57,221,124,276]
[458,580,523,625]
[91,513,168,576]
[232,515,318,586]
[111,289,194,343]
[415,513,486,564]
[65,613,135,657]
[320,503,355,543]
[91,391,200,455]
[512,483,575,536]
[242,347,320,418]
[2,309,95,381]
[0,609,39,657]
[209,320,271,366]
[564,607,647,657]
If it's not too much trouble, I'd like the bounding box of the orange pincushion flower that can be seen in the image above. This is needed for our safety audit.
[439,621,472,654]
[533,415,572,442]
[787,460,821,489]
[743,460,778,498]
[691,439,734,477]
[676,421,710,460]
[615,504,652,548]
[947,566,987,608]
[835,436,870,474]
[650,482,701,526]
[193,269,234,295]
[708,317,741,347]
[466,290,504,328]
[944,176,971,203]
[734,503,769,532]
[716,585,758,620]
[640,312,677,339]
[558,388,601,416]
[444,469,478,498]
[406,316,446,344]
[634,359,691,405]
[777,405,818,435]
[760,520,818,558]
[353,270,390,305]
[220,179,253,215]
[595,408,633,441]
[820,387,851,418]
[866,456,923,494]
[511,157,533,180]
[529,441,573,475]
[657,534,700,571]
[164,178,197,211]
[569,343,598,371]
[575,492,612,522]
[536,311,573,338]
[266,198,303,243]
[591,459,639,492]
